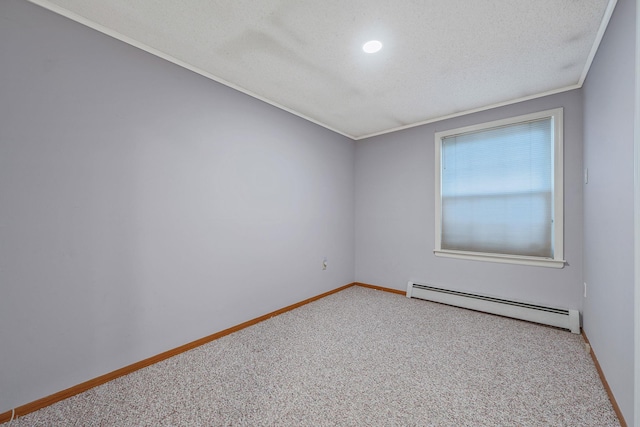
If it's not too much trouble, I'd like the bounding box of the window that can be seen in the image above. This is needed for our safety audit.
[434,108,565,268]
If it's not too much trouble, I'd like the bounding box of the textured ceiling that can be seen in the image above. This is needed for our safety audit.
[29,0,616,140]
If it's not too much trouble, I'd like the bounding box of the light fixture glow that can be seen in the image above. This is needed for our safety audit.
[362,40,382,53]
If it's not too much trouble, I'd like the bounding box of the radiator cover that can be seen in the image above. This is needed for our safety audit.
[406,282,580,334]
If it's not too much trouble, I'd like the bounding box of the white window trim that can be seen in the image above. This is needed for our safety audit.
[433,108,566,269]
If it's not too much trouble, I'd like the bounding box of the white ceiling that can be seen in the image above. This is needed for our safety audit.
[29,0,616,140]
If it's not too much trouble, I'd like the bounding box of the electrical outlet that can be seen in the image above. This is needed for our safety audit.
[584,167,589,184]
[583,282,587,298]
[322,257,328,270]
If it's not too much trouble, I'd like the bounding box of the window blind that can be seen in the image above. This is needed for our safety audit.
[440,118,553,258]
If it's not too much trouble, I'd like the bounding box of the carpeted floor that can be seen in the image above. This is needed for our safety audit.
[7,286,620,426]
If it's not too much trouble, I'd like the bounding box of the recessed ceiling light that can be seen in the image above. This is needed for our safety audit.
[362,40,382,54]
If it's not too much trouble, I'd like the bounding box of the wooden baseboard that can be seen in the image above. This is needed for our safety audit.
[2,284,622,426]
[581,330,627,427]
[353,282,406,296]
[0,282,357,424]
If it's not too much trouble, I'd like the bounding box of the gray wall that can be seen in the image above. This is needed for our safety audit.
[0,0,355,413]
[355,90,584,311]
[583,0,636,422]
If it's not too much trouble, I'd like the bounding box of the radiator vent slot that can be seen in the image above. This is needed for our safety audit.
[406,282,580,334]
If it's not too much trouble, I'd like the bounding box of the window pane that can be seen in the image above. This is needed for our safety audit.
[440,118,553,258]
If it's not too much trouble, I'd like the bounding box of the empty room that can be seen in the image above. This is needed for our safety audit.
[0,0,637,425]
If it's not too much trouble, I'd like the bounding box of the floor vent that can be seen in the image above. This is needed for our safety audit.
[406,281,580,334]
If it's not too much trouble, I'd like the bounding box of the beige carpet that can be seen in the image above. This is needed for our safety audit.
[7,286,620,426]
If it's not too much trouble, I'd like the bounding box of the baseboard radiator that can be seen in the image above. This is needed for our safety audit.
[406,282,580,334]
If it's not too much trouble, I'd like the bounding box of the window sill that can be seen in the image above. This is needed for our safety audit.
[433,249,566,269]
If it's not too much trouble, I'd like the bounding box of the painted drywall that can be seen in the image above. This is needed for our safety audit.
[0,0,355,413]
[355,89,584,311]
[582,0,635,421]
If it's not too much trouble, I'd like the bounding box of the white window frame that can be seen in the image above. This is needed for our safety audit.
[434,108,565,268]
